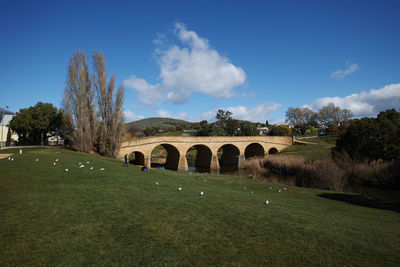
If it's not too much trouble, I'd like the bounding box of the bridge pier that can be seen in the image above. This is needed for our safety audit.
[177,154,188,172]
[238,154,246,169]
[144,154,151,169]
[210,153,220,173]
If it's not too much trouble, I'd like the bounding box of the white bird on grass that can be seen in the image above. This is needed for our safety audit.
[55,159,59,162]
[8,157,10,160]
[178,187,182,191]
[100,168,105,171]
[155,182,159,185]
[78,162,81,165]
[284,187,287,190]
[10,158,14,161]
[278,189,281,193]
[90,167,93,170]
[199,191,204,196]
[53,162,56,166]
[251,191,254,194]
[269,186,272,190]
[35,159,39,162]
[65,168,69,172]
[86,161,89,164]
[264,200,269,205]
[79,165,85,168]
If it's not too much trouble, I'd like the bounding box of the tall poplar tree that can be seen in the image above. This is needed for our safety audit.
[92,52,125,157]
[62,51,96,153]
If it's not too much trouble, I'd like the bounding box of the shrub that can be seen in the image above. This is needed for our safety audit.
[241,154,399,192]
[334,109,400,161]
[327,125,339,134]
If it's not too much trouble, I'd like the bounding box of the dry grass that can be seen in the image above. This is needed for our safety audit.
[242,155,399,192]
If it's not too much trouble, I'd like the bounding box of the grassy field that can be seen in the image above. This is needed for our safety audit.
[280,135,338,161]
[1,147,399,266]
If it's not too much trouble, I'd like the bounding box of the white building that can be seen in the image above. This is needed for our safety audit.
[257,127,269,135]
[0,114,18,147]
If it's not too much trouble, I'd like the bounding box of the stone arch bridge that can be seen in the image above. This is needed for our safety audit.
[119,136,293,173]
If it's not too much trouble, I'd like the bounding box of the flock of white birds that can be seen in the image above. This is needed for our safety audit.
[8,156,107,173]
[6,155,290,206]
[154,172,288,205]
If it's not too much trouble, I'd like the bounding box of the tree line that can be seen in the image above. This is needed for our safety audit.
[196,110,259,136]
[285,103,354,135]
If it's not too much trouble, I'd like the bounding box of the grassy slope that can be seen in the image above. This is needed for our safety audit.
[127,117,193,129]
[280,135,338,160]
[1,147,399,266]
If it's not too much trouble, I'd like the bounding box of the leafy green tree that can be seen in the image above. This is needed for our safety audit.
[334,109,400,161]
[196,120,211,136]
[225,119,240,136]
[144,126,160,136]
[215,109,233,135]
[209,123,226,136]
[269,125,290,136]
[237,121,259,136]
[215,109,232,122]
[9,102,61,145]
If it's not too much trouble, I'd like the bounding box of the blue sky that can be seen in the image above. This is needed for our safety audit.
[1,0,399,123]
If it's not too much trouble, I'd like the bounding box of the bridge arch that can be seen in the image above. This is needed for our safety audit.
[186,144,212,173]
[129,151,145,166]
[218,144,240,173]
[268,147,278,154]
[245,143,265,159]
[119,136,294,173]
[151,144,180,171]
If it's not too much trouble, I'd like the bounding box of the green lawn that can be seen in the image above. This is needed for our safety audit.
[280,135,338,160]
[1,147,399,266]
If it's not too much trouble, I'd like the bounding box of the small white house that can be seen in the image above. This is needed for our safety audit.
[257,127,269,135]
[0,114,18,146]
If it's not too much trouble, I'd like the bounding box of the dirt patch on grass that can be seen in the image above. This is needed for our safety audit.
[0,154,13,159]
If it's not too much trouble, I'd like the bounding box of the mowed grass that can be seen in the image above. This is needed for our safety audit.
[280,135,338,160]
[1,148,399,266]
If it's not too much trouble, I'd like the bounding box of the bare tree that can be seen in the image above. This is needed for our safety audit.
[93,52,125,157]
[62,51,96,153]
[318,103,353,128]
[285,107,317,134]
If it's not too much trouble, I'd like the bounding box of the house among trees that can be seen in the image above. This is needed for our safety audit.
[257,126,269,135]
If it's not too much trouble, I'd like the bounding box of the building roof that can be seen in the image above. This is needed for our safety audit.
[0,114,14,125]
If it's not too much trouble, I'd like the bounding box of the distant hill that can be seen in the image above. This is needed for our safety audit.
[126,117,193,129]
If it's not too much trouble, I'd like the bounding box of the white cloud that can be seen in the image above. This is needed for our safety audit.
[124,110,145,122]
[306,83,400,117]
[124,23,246,105]
[331,63,359,79]
[199,103,282,122]
[156,109,172,118]
[178,112,188,120]
[123,76,163,105]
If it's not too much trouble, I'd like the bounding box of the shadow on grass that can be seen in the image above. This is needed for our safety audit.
[317,193,400,213]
